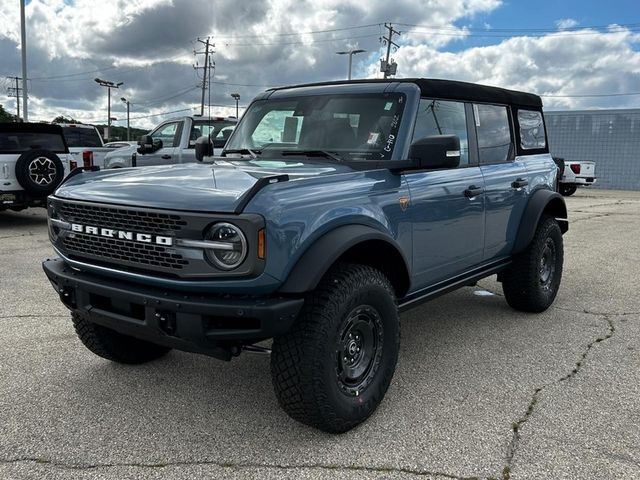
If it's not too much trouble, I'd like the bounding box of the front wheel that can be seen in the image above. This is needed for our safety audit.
[502,215,564,312]
[270,263,400,433]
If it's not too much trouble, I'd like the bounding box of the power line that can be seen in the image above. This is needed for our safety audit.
[203,22,382,39]
[396,21,640,33]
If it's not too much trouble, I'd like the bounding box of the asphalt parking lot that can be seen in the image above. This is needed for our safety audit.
[1,189,638,480]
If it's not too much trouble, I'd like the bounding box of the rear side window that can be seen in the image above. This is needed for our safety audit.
[61,126,103,147]
[517,110,546,150]
[474,104,511,164]
[0,132,67,153]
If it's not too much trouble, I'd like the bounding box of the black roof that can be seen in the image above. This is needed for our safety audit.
[0,122,65,134]
[269,78,542,109]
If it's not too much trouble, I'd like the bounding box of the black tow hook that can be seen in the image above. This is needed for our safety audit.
[155,311,177,336]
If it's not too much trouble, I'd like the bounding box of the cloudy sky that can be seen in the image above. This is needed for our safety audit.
[0,0,639,129]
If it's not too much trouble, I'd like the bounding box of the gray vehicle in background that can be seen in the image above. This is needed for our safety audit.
[103,116,236,168]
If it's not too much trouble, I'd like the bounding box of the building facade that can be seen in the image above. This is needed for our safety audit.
[545,109,640,191]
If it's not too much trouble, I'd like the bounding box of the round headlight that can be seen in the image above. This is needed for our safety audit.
[204,222,247,270]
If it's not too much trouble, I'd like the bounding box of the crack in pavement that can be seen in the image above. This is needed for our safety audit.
[501,315,616,480]
[0,457,482,480]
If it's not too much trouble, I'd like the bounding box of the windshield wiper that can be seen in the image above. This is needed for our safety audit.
[280,150,343,163]
[223,148,261,158]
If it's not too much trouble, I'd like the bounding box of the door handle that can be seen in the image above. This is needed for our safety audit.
[512,178,529,188]
[464,185,484,198]
[161,155,172,159]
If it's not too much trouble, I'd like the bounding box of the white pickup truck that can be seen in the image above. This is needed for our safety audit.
[556,158,597,196]
[58,123,118,169]
[103,116,236,169]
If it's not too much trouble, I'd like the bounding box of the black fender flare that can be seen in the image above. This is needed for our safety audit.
[279,224,410,295]
[512,189,568,255]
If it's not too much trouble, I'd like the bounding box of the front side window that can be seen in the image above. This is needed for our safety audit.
[225,93,407,161]
[152,122,179,147]
[474,104,512,163]
[190,121,236,148]
[412,99,469,166]
[518,110,546,150]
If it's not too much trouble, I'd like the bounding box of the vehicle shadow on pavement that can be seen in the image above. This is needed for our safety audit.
[0,209,48,228]
[33,285,599,478]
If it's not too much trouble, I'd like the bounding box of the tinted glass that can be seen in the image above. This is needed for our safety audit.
[412,99,469,166]
[0,132,66,153]
[518,109,546,150]
[474,104,512,163]
[60,126,103,147]
[225,93,407,161]
[191,120,236,148]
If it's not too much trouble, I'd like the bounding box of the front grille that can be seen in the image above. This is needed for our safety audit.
[58,202,187,235]
[63,233,189,270]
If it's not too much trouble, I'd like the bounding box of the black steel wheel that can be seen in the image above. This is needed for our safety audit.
[559,184,577,196]
[271,263,399,433]
[502,215,564,312]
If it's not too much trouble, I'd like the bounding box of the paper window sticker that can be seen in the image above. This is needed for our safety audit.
[367,132,380,144]
[384,102,393,111]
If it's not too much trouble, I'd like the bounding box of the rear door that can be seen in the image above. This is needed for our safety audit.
[473,103,529,260]
[136,121,181,167]
[404,98,485,289]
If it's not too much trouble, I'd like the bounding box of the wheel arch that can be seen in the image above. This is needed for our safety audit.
[512,188,568,255]
[278,224,411,298]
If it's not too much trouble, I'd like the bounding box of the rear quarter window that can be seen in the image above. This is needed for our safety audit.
[0,132,67,154]
[61,127,103,148]
[517,110,546,150]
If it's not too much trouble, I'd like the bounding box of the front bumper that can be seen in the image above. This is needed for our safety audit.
[43,258,303,360]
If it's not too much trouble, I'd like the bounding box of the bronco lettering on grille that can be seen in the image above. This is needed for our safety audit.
[70,223,173,246]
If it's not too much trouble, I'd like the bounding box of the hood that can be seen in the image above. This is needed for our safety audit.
[53,160,347,213]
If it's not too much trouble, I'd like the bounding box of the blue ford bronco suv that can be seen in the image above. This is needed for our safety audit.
[43,79,567,433]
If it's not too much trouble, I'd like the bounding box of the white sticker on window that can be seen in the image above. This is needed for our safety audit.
[384,102,393,111]
[367,132,380,144]
[473,104,480,127]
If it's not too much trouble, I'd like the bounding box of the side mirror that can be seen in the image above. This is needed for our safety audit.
[409,135,460,169]
[137,135,162,154]
[195,136,213,161]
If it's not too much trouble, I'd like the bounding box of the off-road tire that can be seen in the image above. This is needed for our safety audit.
[15,149,65,196]
[71,311,171,364]
[271,263,400,433]
[559,184,577,196]
[502,215,563,312]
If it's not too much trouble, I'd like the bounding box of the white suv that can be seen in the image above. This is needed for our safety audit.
[0,123,74,212]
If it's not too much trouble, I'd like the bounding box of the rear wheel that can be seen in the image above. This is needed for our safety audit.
[71,311,171,364]
[502,215,563,312]
[559,184,577,196]
[270,263,399,433]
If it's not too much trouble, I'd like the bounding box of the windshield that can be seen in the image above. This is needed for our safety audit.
[225,93,406,161]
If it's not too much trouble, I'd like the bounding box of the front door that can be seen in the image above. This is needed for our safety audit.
[405,98,485,290]
[137,121,181,167]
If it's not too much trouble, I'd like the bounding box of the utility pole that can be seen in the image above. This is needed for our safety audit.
[6,76,23,120]
[94,78,122,140]
[19,0,28,121]
[194,37,214,116]
[380,23,401,78]
[121,97,131,140]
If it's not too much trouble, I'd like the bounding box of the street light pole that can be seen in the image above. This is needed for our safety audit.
[335,49,366,80]
[94,78,122,140]
[19,0,28,121]
[230,93,240,119]
[121,97,130,141]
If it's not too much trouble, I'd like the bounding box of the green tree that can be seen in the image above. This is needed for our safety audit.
[52,115,81,124]
[0,104,16,123]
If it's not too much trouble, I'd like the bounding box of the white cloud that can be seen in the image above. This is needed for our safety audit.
[556,18,579,30]
[1,1,639,130]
